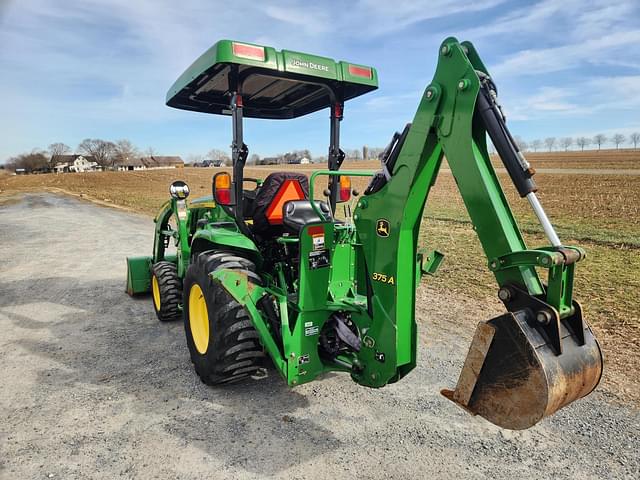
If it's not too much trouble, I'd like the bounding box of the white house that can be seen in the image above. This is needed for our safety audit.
[114,156,146,171]
[53,155,101,173]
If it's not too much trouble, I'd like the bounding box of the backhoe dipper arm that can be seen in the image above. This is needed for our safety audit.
[353,38,602,429]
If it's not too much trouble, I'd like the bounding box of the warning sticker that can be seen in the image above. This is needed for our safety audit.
[298,354,310,364]
[305,326,319,336]
[308,250,330,269]
[312,234,325,251]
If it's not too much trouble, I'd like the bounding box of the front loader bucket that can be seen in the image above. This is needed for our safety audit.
[126,256,152,296]
[442,306,603,430]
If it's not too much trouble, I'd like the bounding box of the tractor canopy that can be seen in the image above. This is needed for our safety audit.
[166,40,378,119]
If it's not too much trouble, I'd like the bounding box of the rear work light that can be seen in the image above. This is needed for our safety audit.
[348,64,372,79]
[213,172,233,205]
[232,42,266,61]
[338,175,351,202]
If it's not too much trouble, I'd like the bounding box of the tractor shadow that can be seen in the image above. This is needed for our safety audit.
[0,276,340,475]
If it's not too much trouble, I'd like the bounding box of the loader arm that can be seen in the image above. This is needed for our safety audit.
[353,37,602,429]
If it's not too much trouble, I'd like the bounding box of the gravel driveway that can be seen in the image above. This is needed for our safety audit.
[0,193,637,479]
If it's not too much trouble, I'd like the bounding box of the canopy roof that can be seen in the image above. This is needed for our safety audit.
[166,40,378,119]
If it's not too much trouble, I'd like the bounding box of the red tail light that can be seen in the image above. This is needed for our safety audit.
[348,64,372,79]
[232,42,265,61]
[213,172,233,205]
[338,175,351,202]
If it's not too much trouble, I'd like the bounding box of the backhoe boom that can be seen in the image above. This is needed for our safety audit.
[353,37,602,429]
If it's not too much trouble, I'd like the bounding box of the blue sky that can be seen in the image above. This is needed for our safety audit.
[1,0,639,161]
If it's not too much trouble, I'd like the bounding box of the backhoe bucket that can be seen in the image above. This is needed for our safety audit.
[442,307,602,430]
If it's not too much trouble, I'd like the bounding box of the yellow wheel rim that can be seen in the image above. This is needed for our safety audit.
[189,283,210,354]
[152,275,161,311]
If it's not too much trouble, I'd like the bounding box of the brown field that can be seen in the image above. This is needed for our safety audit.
[1,150,639,404]
[493,148,640,170]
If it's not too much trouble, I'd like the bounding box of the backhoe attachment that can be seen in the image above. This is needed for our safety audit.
[353,37,602,429]
[442,287,602,430]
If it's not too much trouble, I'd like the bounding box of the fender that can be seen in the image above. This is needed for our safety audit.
[191,226,261,264]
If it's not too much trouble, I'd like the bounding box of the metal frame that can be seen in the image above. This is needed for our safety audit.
[227,69,346,217]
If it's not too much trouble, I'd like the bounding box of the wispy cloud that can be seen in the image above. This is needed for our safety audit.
[492,30,640,77]
[354,0,506,33]
[1,0,640,159]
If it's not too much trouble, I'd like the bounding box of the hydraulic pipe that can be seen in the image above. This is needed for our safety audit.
[476,84,536,198]
[475,78,562,247]
[526,192,562,247]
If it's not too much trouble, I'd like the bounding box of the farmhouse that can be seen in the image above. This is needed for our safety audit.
[114,157,145,171]
[53,154,100,173]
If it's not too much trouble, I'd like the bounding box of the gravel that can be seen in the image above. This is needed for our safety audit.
[0,193,638,479]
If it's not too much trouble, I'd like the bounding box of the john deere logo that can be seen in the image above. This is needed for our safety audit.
[376,219,390,237]
[291,58,330,72]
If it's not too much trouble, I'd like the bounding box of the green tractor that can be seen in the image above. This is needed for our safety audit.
[127,38,603,430]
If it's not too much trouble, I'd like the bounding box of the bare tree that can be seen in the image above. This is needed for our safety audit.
[144,146,157,157]
[362,145,369,160]
[368,147,384,159]
[514,136,529,152]
[593,134,607,150]
[612,133,626,150]
[207,148,231,166]
[630,132,640,150]
[78,138,116,167]
[113,139,139,167]
[48,142,71,167]
[544,137,557,151]
[531,139,542,152]
[248,153,260,165]
[560,137,573,151]
[6,150,49,173]
[576,137,590,151]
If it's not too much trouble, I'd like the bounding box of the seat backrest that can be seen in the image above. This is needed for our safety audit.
[282,200,332,234]
[252,172,309,234]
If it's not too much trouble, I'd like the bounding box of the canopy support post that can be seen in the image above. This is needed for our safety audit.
[328,101,345,213]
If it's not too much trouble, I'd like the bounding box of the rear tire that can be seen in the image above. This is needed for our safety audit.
[183,251,265,385]
[151,261,182,322]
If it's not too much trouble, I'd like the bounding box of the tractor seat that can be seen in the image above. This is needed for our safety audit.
[282,200,332,234]
[252,172,310,236]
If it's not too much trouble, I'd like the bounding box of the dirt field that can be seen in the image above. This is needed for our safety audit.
[2,151,639,405]
[0,193,638,479]
[502,149,640,170]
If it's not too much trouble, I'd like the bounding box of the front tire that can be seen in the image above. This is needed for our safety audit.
[151,261,182,322]
[183,251,265,385]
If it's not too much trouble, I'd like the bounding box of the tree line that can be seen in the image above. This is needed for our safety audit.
[5,131,639,173]
[513,132,640,152]
[4,139,154,173]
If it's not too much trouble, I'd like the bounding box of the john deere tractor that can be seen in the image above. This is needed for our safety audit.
[127,38,603,430]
